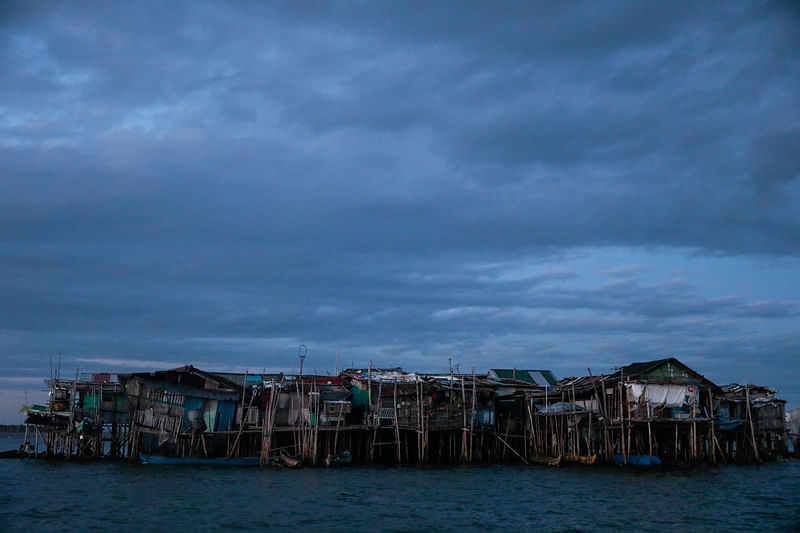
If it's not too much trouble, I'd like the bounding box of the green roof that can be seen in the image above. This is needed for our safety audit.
[489,369,557,386]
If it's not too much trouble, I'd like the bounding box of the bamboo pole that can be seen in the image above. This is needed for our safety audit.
[333,402,344,454]
[394,379,401,464]
[713,435,727,465]
[626,396,631,460]
[423,384,429,462]
[261,379,281,466]
[96,383,101,457]
[460,370,468,462]
[470,368,476,462]
[241,370,248,428]
[230,388,257,458]
[497,435,529,465]
[691,386,697,461]
[314,385,320,464]
[544,386,549,456]
[416,380,422,462]
[619,369,626,464]
[708,393,717,465]
[572,382,578,456]
[367,361,372,417]
[745,384,762,463]
[369,380,382,461]
[200,433,208,458]
[527,396,535,461]
[587,369,611,462]
[68,370,78,460]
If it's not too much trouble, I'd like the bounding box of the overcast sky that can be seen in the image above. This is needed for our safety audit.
[1,1,799,422]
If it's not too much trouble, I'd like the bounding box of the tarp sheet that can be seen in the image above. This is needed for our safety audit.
[628,384,689,407]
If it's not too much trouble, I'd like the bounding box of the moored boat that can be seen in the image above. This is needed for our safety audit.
[531,455,561,466]
[279,449,303,468]
[614,454,662,466]
[564,453,597,465]
[139,453,261,466]
[324,450,352,467]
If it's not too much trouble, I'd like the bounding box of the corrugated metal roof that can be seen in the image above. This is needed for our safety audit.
[489,369,557,386]
[211,372,284,387]
[527,370,558,387]
[611,358,720,391]
[618,359,672,377]
[558,375,607,389]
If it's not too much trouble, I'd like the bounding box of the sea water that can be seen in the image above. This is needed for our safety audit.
[1,433,798,532]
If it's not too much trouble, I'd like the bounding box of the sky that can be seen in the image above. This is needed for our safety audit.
[1,1,799,423]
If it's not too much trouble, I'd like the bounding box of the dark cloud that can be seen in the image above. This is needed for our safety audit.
[750,129,800,190]
[1,1,799,419]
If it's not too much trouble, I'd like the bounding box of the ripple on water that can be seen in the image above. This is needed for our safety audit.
[1,460,799,531]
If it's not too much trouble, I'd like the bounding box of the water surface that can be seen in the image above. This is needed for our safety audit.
[2,433,798,532]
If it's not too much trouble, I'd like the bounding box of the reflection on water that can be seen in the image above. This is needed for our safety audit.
[0,432,28,453]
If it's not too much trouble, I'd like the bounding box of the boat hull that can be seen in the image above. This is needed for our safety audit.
[139,453,261,466]
[324,450,352,467]
[614,454,662,466]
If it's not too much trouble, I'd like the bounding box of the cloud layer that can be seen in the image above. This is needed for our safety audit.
[1,1,799,421]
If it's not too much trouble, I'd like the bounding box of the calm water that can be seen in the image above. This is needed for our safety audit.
[1,433,798,532]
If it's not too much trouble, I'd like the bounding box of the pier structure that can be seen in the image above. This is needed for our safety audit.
[21,372,129,459]
[20,357,792,466]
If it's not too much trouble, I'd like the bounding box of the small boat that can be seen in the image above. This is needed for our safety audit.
[0,449,43,459]
[531,455,561,466]
[564,453,597,465]
[139,453,260,466]
[324,450,352,468]
[279,449,303,468]
[614,454,662,466]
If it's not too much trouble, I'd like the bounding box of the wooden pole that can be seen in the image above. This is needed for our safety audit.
[588,369,611,462]
[460,369,468,462]
[69,370,78,460]
[367,361,372,417]
[333,402,344,454]
[527,396,535,461]
[241,370,248,428]
[544,386,549,456]
[691,386,697,461]
[497,435,529,465]
[470,368,476,462]
[713,435,727,464]
[572,382,578,456]
[394,379,401,464]
[619,369,626,464]
[417,380,422,462]
[559,390,565,457]
[230,389,257,458]
[423,382,429,462]
[314,385,320,464]
[708,393,716,465]
[369,380,382,462]
[626,394,631,460]
[745,384,762,463]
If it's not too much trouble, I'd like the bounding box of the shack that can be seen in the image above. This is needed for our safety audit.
[23,372,128,459]
[716,383,788,462]
[121,365,249,458]
[18,355,790,467]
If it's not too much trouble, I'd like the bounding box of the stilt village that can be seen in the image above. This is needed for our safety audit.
[13,352,797,468]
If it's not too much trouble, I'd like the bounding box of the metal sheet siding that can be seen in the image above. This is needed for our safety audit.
[215,400,235,432]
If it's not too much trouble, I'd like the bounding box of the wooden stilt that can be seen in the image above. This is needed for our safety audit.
[745,384,762,463]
